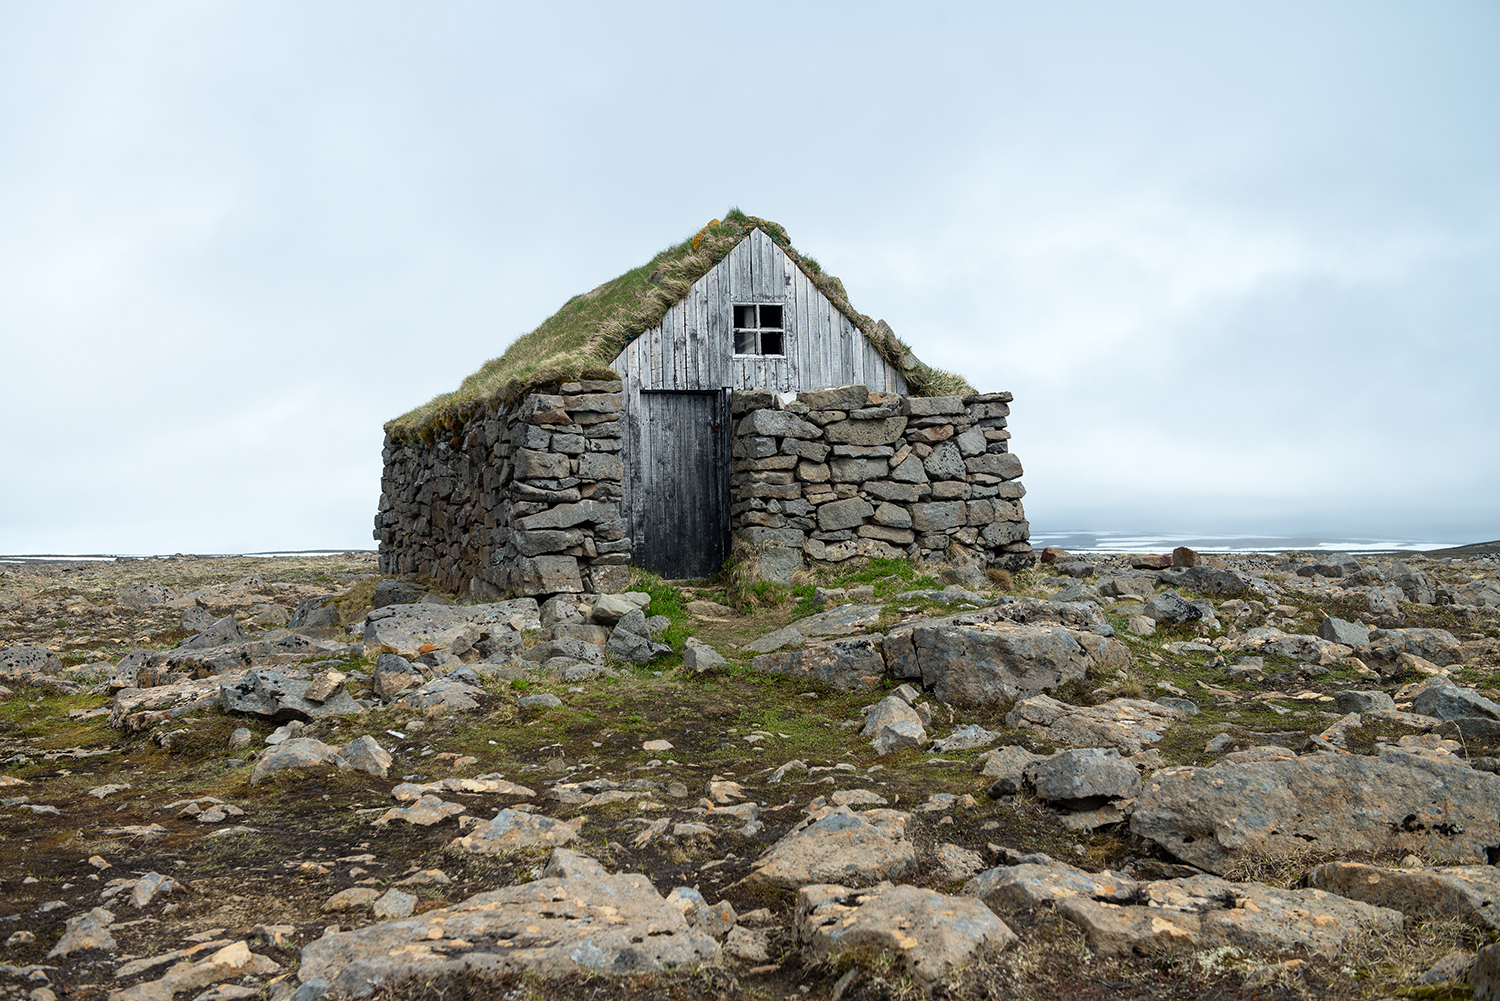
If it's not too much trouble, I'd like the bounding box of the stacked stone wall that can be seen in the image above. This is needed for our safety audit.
[374,379,628,598]
[730,385,1033,571]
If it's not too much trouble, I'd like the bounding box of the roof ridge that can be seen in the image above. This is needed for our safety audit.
[386,211,972,441]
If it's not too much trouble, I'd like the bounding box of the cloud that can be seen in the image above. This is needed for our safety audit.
[1,2,1496,553]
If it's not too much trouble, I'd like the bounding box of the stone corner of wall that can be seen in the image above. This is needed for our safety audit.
[376,383,627,600]
[729,385,1029,573]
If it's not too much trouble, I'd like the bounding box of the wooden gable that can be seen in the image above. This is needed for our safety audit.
[610,228,908,395]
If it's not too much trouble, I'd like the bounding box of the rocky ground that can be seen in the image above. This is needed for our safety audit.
[1,546,1499,1001]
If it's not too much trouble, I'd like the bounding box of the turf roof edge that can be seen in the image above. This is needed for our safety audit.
[386,211,974,443]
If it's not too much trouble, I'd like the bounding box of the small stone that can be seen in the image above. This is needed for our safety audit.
[323,887,382,913]
[372,889,417,920]
[47,907,116,957]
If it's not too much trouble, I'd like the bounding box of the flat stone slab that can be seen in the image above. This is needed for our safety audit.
[1306,862,1500,930]
[882,601,1129,707]
[788,605,885,637]
[743,626,805,654]
[392,678,485,713]
[298,872,721,995]
[110,676,226,732]
[1131,748,1500,875]
[392,776,535,800]
[965,859,1403,958]
[450,808,579,854]
[220,669,366,722]
[363,599,541,659]
[1006,696,1181,754]
[741,806,915,889]
[797,882,1015,985]
[749,637,885,690]
[251,737,343,785]
[1056,876,1402,958]
[374,794,466,827]
[1228,627,1352,665]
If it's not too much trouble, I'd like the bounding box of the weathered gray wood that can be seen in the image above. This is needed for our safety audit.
[684,288,701,389]
[609,227,908,394]
[629,391,729,578]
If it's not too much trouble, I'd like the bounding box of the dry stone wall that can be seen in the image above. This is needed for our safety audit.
[375,379,629,598]
[730,385,1033,572]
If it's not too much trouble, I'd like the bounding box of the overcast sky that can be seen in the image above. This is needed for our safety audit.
[2,2,1496,555]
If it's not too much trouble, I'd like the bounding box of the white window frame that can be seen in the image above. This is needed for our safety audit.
[731,303,785,357]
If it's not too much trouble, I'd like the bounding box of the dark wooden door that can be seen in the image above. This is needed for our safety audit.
[630,390,730,579]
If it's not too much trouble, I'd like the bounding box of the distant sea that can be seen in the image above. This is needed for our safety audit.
[1028,531,1464,554]
[0,549,375,564]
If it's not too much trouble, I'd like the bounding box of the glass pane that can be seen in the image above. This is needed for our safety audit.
[760,330,783,356]
[733,304,757,329]
[735,329,758,354]
[759,304,783,329]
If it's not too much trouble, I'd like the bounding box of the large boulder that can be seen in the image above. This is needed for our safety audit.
[177,615,246,650]
[450,809,579,855]
[1391,562,1437,604]
[750,637,885,690]
[1157,566,1276,597]
[110,676,227,731]
[604,613,671,663]
[741,806,915,889]
[1143,589,1210,624]
[1367,627,1464,667]
[219,669,365,722]
[363,599,541,659]
[114,582,173,609]
[1228,627,1352,665]
[1130,748,1500,875]
[371,579,424,609]
[0,645,62,678]
[964,860,1139,913]
[372,653,423,701]
[861,696,928,756]
[1318,616,1371,651]
[881,618,1128,708]
[298,868,720,994]
[1410,681,1500,722]
[789,604,886,637]
[797,883,1015,985]
[1024,747,1141,808]
[978,745,1044,796]
[394,677,485,713]
[965,860,1403,959]
[251,737,344,784]
[1306,862,1500,931]
[1006,696,1181,755]
[289,596,343,630]
[1297,554,1361,578]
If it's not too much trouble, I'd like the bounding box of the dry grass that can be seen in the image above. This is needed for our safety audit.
[386,209,974,441]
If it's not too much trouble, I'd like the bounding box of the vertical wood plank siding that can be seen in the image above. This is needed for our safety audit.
[629,390,729,578]
[610,228,908,395]
[613,227,909,574]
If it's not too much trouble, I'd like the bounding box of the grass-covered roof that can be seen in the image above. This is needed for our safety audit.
[387,209,974,441]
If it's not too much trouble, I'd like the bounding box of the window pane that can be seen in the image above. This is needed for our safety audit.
[760,330,783,356]
[759,304,783,329]
[735,329,758,354]
[733,304,757,329]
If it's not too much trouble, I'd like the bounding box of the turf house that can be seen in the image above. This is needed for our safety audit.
[375,212,1032,598]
